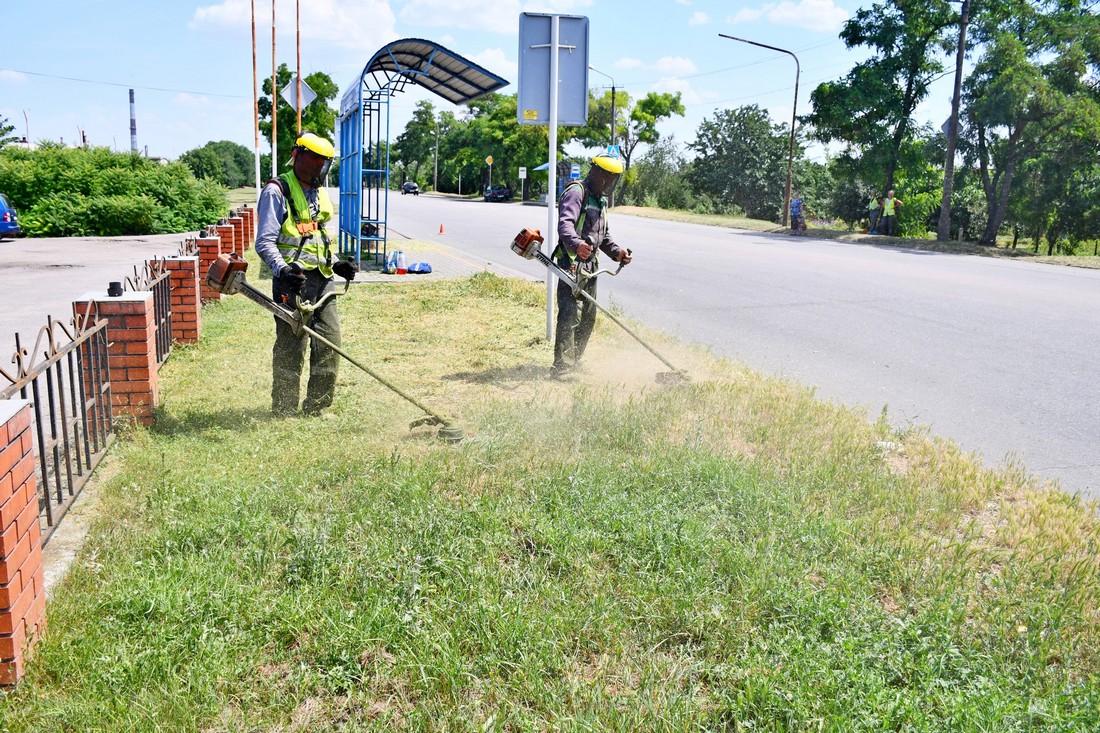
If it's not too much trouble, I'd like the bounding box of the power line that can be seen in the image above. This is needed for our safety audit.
[0,68,247,99]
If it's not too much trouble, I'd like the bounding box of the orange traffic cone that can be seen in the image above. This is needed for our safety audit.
[439,224,445,234]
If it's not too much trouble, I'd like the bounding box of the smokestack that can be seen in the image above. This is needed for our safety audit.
[129,89,137,153]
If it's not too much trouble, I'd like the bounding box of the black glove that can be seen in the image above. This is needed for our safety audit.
[333,260,357,281]
[280,262,306,294]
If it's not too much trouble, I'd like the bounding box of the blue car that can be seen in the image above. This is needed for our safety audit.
[0,194,23,239]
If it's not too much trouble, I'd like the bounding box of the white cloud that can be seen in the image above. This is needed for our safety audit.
[172,93,212,107]
[614,58,645,70]
[655,56,698,76]
[399,0,521,34]
[469,48,517,88]
[689,11,709,26]
[728,0,848,31]
[192,0,397,48]
[0,70,28,84]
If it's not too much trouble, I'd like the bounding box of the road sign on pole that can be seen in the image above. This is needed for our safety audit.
[518,12,590,340]
[519,166,527,179]
[281,77,316,111]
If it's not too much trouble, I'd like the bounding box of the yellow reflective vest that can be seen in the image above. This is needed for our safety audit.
[275,172,335,278]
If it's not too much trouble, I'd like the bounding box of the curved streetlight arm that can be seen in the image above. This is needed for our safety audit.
[719,34,800,227]
[588,64,617,149]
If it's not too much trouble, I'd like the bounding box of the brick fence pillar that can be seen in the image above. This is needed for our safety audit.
[72,292,159,427]
[159,256,201,344]
[239,206,255,249]
[228,214,245,256]
[0,400,45,686]
[192,232,222,303]
[216,221,236,258]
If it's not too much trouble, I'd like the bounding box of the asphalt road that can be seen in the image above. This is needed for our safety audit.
[0,233,185,368]
[388,193,1100,500]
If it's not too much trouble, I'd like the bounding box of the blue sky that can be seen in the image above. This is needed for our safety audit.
[1,0,957,166]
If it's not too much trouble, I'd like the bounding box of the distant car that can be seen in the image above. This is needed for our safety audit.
[401,181,419,195]
[484,184,513,202]
[0,194,24,239]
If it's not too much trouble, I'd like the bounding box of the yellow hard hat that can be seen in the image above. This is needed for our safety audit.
[294,132,335,159]
[591,153,624,175]
[586,153,624,197]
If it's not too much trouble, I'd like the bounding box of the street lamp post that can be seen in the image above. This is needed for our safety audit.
[719,34,800,227]
[589,64,617,207]
[937,0,970,241]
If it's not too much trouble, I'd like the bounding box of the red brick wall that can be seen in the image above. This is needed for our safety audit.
[0,401,45,685]
[229,216,245,256]
[192,234,223,303]
[72,293,159,426]
[216,223,236,258]
[160,256,201,344]
[239,206,255,250]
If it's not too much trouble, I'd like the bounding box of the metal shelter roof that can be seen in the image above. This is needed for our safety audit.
[340,38,509,114]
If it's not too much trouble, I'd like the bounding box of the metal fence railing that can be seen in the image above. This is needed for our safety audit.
[125,260,173,366]
[0,314,113,546]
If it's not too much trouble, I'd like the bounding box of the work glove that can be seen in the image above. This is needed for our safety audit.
[616,248,633,265]
[333,260,357,281]
[280,262,306,294]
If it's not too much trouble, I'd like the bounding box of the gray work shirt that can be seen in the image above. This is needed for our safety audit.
[254,179,321,278]
[557,182,624,261]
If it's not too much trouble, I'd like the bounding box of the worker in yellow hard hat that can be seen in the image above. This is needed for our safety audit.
[552,153,633,376]
[255,131,357,417]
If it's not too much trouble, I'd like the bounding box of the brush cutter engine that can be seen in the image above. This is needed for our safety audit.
[511,227,544,259]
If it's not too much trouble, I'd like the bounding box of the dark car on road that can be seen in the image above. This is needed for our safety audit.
[0,194,24,239]
[484,184,513,202]
[401,181,419,195]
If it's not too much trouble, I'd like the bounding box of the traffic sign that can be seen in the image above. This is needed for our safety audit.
[486,155,494,165]
[570,163,581,180]
[519,166,527,179]
[280,77,317,110]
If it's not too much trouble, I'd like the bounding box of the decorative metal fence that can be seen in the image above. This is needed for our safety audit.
[125,260,173,366]
[0,313,113,546]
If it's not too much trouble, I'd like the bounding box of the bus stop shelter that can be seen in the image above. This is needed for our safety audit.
[337,39,508,268]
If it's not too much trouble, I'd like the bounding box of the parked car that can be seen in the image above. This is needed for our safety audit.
[484,184,513,202]
[401,181,419,195]
[0,194,23,239]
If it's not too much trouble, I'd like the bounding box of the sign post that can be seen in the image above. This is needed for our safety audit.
[518,12,589,340]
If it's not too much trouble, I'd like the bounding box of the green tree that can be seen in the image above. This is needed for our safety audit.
[806,0,954,191]
[258,63,339,171]
[688,105,799,220]
[627,137,693,210]
[179,147,225,184]
[393,100,438,185]
[962,0,1100,245]
[0,116,18,149]
[180,141,254,188]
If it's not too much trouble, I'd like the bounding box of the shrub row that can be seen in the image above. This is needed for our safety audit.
[0,143,228,237]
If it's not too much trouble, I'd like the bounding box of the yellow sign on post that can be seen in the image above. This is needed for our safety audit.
[486,156,494,165]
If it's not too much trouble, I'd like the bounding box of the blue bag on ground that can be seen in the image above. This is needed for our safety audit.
[407,262,432,274]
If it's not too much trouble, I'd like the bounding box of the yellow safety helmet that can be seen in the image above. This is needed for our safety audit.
[586,153,624,198]
[294,132,335,159]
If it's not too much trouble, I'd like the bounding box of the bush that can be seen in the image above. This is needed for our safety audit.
[0,144,228,237]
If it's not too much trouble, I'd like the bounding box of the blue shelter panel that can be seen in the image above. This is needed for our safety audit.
[337,39,509,268]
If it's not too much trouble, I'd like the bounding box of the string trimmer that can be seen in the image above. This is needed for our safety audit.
[206,252,464,442]
[510,228,688,384]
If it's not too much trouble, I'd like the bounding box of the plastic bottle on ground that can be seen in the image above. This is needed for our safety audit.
[396,251,407,275]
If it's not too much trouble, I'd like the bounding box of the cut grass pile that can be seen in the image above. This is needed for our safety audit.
[2,258,1098,730]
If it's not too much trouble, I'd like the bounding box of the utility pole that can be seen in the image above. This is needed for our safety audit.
[937,0,970,241]
[271,0,278,177]
[720,34,800,227]
[295,0,302,134]
[589,64,618,206]
[251,0,261,190]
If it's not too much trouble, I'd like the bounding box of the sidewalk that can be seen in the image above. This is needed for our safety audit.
[351,239,539,283]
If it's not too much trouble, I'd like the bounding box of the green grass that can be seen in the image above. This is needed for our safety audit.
[615,205,1100,270]
[2,259,1099,730]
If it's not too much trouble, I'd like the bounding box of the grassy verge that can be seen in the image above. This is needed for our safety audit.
[614,205,1100,270]
[3,257,1098,730]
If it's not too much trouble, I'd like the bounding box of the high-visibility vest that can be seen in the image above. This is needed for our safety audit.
[868,196,880,211]
[883,197,897,216]
[274,172,335,277]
